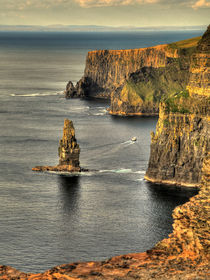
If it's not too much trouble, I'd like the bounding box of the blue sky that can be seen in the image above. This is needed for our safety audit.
[0,0,209,26]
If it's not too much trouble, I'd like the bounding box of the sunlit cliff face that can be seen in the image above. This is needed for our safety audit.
[187,26,210,97]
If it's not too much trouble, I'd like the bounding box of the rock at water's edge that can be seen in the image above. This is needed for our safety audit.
[32,119,81,172]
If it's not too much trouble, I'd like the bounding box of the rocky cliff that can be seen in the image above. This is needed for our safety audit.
[65,36,200,115]
[145,25,210,187]
[32,119,81,172]
[1,28,209,279]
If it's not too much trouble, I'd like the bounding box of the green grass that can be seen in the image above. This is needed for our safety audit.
[168,36,201,50]
[164,90,191,114]
[168,36,201,56]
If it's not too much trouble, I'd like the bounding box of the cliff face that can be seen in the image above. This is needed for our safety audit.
[58,119,80,168]
[145,26,210,187]
[32,119,81,172]
[109,57,190,115]
[83,46,179,98]
[65,37,200,116]
[1,27,210,280]
[65,45,179,98]
[155,154,210,259]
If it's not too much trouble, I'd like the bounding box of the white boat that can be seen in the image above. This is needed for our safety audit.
[131,137,137,141]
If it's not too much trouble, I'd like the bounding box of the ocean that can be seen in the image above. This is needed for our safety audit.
[0,30,202,273]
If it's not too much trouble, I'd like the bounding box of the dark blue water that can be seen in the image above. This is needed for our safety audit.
[0,31,200,273]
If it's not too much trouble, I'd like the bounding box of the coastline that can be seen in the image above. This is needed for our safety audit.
[144,175,201,188]
[0,26,209,279]
[108,110,159,117]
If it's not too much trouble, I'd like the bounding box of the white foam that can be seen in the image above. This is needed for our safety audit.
[90,108,108,116]
[92,112,105,116]
[71,106,90,111]
[99,168,133,174]
[134,171,145,174]
[11,92,64,97]
[45,170,97,177]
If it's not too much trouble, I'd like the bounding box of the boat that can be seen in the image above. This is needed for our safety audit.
[131,137,137,141]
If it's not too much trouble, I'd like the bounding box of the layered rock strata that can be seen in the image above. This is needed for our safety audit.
[2,28,209,279]
[145,25,210,187]
[65,36,200,115]
[32,119,81,172]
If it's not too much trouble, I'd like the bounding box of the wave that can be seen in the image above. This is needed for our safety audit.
[44,169,145,176]
[10,92,64,97]
[89,107,108,116]
[71,106,90,111]
[99,168,144,174]
[45,170,97,177]
[134,170,145,174]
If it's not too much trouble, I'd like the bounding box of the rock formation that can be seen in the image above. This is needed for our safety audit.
[2,27,209,279]
[145,25,210,187]
[32,119,81,172]
[65,36,200,115]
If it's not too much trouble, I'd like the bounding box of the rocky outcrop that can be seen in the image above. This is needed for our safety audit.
[65,36,200,115]
[32,119,81,172]
[145,25,210,187]
[1,28,209,279]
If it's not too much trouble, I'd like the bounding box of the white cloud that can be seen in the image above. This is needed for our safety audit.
[1,0,70,11]
[192,0,210,9]
[75,0,159,8]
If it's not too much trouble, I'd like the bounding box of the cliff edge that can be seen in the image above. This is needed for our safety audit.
[1,28,209,279]
[145,25,210,187]
[65,36,200,116]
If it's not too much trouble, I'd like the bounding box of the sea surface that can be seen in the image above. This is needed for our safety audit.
[0,30,202,273]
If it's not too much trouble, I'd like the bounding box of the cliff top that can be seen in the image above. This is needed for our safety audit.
[168,36,201,50]
[62,119,75,140]
[87,36,201,55]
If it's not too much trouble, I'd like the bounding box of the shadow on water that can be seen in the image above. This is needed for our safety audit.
[146,182,198,204]
[143,182,199,238]
[57,175,81,215]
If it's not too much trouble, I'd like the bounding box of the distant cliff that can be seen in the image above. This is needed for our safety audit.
[145,26,210,187]
[65,36,200,115]
[1,27,209,280]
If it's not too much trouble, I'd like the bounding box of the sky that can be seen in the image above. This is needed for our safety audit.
[0,0,209,27]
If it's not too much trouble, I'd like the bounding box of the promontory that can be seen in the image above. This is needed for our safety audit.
[65,35,201,116]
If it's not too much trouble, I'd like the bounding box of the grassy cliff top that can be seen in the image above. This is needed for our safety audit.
[168,36,201,49]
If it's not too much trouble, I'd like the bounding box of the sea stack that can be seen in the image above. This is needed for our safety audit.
[32,119,81,172]
[58,119,80,168]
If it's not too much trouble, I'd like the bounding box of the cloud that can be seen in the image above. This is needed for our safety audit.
[192,0,210,9]
[75,0,159,8]
[1,0,70,11]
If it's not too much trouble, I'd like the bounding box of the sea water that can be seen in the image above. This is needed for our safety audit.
[0,30,202,273]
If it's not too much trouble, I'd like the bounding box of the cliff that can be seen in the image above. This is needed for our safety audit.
[65,36,200,115]
[1,28,209,279]
[145,25,210,187]
[32,119,81,172]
